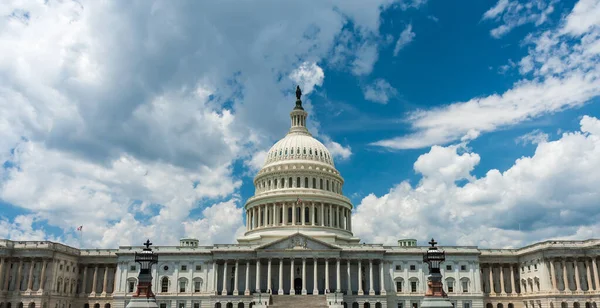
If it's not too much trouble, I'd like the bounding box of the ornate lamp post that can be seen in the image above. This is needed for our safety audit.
[421,238,453,308]
[127,239,159,308]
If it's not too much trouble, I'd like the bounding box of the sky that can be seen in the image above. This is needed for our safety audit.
[0,0,599,249]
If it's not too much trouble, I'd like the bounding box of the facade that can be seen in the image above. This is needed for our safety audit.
[1,89,599,308]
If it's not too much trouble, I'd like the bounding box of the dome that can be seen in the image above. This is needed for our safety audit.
[263,132,335,168]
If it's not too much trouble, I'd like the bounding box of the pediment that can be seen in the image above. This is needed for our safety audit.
[257,233,340,251]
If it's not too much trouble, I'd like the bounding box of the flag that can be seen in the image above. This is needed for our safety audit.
[77,226,83,231]
[296,197,302,204]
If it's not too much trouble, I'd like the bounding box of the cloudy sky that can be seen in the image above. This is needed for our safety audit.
[1,0,599,249]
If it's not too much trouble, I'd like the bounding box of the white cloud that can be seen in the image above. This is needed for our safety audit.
[363,79,398,104]
[289,62,325,95]
[393,24,416,56]
[482,0,557,38]
[516,129,549,145]
[324,139,353,161]
[373,0,600,150]
[354,115,600,248]
[561,0,600,36]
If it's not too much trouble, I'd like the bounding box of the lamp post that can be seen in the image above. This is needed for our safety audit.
[126,239,159,308]
[421,238,453,308]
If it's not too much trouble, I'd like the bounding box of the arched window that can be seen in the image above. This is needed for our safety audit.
[291,148,294,155]
[353,304,359,308]
[395,278,404,292]
[320,179,323,189]
[215,304,222,308]
[288,177,292,188]
[364,303,370,308]
[486,304,493,308]
[375,303,382,308]
[238,303,244,308]
[303,148,306,154]
[94,304,99,308]
[105,305,110,308]
[28,303,35,308]
[178,278,188,293]
[561,303,568,308]
[326,180,329,191]
[497,304,504,308]
[127,278,137,293]
[296,177,300,188]
[304,177,308,188]
[161,277,169,293]
[274,179,277,188]
[312,178,316,188]
[226,303,233,308]
[193,278,203,293]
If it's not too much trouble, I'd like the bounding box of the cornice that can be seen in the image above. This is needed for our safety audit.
[245,189,353,208]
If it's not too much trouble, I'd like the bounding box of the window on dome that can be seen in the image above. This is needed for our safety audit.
[274,179,277,188]
[288,177,292,188]
[291,148,294,154]
[313,178,316,188]
[326,180,329,191]
[309,149,312,155]
[304,177,308,188]
[304,208,310,223]
[285,149,288,155]
[268,180,271,189]
[281,178,284,188]
[296,177,300,188]
[303,148,306,154]
[297,147,300,155]
[279,150,282,156]
[320,179,323,189]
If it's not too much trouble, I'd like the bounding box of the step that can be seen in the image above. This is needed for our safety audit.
[270,295,328,308]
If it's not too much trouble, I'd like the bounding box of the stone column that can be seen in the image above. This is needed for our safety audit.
[80,265,87,294]
[0,258,4,292]
[488,265,494,293]
[549,260,557,291]
[369,260,374,295]
[291,203,296,225]
[283,203,287,225]
[279,259,284,295]
[267,259,272,293]
[39,259,48,292]
[290,259,295,295]
[593,258,599,291]
[15,259,23,291]
[499,265,505,294]
[357,260,363,295]
[302,258,307,294]
[380,261,386,295]
[325,259,329,293]
[312,203,315,226]
[585,259,592,291]
[3,259,10,291]
[348,208,352,231]
[574,260,581,291]
[27,259,35,291]
[510,264,515,294]
[255,260,261,293]
[102,266,109,294]
[313,258,319,295]
[336,258,341,293]
[347,260,352,295]
[245,260,250,295]
[234,260,239,295]
[246,210,249,230]
[562,259,568,291]
[301,203,305,226]
[221,261,228,295]
[321,203,325,226]
[329,204,333,226]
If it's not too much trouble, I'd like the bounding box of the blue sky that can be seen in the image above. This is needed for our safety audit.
[1,0,599,248]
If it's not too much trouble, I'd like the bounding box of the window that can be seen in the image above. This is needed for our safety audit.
[446,265,452,271]
[195,265,202,271]
[463,303,471,308]
[410,265,416,271]
[130,265,136,271]
[128,281,135,292]
[181,265,187,271]
[398,304,403,308]
[59,265,63,270]
[160,304,167,308]
[395,265,402,271]
[320,179,323,189]
[448,281,454,293]
[163,265,169,271]
[288,177,292,188]
[312,178,316,188]
[304,177,308,188]
[296,177,300,188]
[66,266,70,271]
[461,265,467,271]
[178,303,184,308]
[411,281,417,292]
[194,280,202,292]
[194,304,199,308]
[161,277,169,292]
[462,280,468,292]
[534,264,537,270]
[396,281,403,292]
[179,281,186,292]
[528,265,531,271]
[274,179,277,188]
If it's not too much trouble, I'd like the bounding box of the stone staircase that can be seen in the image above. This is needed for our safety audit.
[270,295,328,307]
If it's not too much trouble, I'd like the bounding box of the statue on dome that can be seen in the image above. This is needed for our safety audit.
[296,85,302,100]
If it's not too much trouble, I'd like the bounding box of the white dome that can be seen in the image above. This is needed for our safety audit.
[263,132,335,168]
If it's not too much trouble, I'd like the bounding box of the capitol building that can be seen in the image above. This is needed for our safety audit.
[0,89,599,308]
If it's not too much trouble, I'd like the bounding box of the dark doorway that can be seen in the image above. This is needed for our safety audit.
[294,278,302,294]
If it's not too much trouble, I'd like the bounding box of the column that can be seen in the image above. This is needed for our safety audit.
[102,266,109,294]
[499,265,505,294]
[329,204,332,226]
[380,261,386,295]
[80,265,87,294]
[255,260,261,293]
[290,259,295,295]
[347,260,352,294]
[27,259,35,290]
[38,259,47,292]
[593,258,599,291]
[302,258,307,294]
[348,208,352,231]
[3,259,10,291]
[278,259,284,295]
[321,203,325,226]
[246,210,249,230]
[369,260,374,295]
[488,265,494,293]
[234,260,239,295]
[267,259,272,293]
[272,204,276,226]
[245,260,250,295]
[585,259,592,291]
[574,260,580,291]
[562,259,568,291]
[221,261,228,295]
[292,203,296,225]
[357,260,363,295]
[325,259,329,293]
[549,260,557,291]
[313,258,319,295]
[311,203,315,226]
[510,264,516,294]
[301,203,305,226]
[15,260,23,291]
[0,258,4,292]
[336,259,341,292]
[283,204,287,225]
